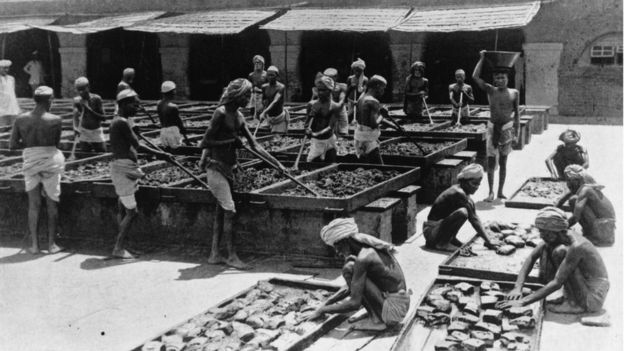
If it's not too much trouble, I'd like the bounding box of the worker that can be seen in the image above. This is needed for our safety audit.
[424,163,500,252]
[23,51,45,94]
[305,218,410,331]
[117,68,135,94]
[9,86,63,254]
[248,55,267,119]
[158,80,191,149]
[354,75,387,164]
[449,69,474,124]
[546,129,588,179]
[109,89,172,259]
[199,78,284,269]
[73,77,107,152]
[498,207,609,321]
[305,73,341,163]
[403,61,429,119]
[472,50,520,202]
[346,58,368,124]
[556,165,615,247]
[0,59,20,116]
[259,66,289,134]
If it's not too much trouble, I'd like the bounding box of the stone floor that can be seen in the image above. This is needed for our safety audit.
[0,122,621,351]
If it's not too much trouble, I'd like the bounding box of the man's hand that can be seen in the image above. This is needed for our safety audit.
[233,138,244,149]
[305,128,313,137]
[479,50,486,57]
[484,239,501,250]
[496,299,523,310]
[506,288,523,301]
[259,112,266,120]
[73,128,81,136]
[303,308,324,322]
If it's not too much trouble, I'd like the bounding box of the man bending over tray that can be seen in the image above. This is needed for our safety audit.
[556,165,615,247]
[424,163,499,252]
[499,207,610,322]
[545,129,588,180]
[305,218,410,330]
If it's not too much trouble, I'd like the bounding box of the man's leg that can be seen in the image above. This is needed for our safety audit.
[325,148,337,163]
[367,148,383,165]
[93,142,106,153]
[432,208,469,251]
[112,197,138,259]
[26,186,42,254]
[497,154,508,199]
[223,210,251,270]
[343,260,386,329]
[549,267,590,314]
[208,205,226,264]
[45,197,62,253]
[486,156,496,202]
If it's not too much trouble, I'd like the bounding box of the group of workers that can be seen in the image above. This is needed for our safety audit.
[3,49,616,329]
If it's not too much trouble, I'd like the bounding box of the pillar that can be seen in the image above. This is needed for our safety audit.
[523,42,563,114]
[158,33,190,99]
[268,30,302,102]
[57,33,87,98]
[389,32,426,101]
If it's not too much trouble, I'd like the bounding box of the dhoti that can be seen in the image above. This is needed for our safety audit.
[307,135,337,162]
[266,110,290,134]
[487,120,514,157]
[160,126,183,148]
[381,290,411,326]
[110,158,144,209]
[22,146,65,202]
[354,124,381,158]
[78,126,105,143]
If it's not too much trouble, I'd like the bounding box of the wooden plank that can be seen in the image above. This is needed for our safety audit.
[505,177,572,211]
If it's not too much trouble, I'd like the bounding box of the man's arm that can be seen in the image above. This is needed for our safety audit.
[91,96,106,120]
[581,146,589,168]
[449,85,459,107]
[520,248,581,306]
[464,86,475,103]
[72,103,82,132]
[545,150,559,179]
[464,195,497,248]
[9,119,22,150]
[569,188,593,226]
[472,51,488,91]
[317,255,371,315]
[506,244,545,300]
[260,86,283,118]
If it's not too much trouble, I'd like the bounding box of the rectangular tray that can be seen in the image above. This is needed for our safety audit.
[390,277,545,351]
[129,277,347,351]
[439,234,541,284]
[379,136,468,168]
[505,177,571,211]
[255,163,420,212]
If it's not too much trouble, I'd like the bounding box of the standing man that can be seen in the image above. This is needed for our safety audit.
[0,59,20,116]
[9,86,64,254]
[449,69,474,124]
[323,68,348,136]
[199,78,283,269]
[73,77,107,152]
[259,66,289,134]
[346,58,368,124]
[424,163,499,252]
[556,165,616,247]
[472,50,520,202]
[23,51,45,94]
[158,80,190,149]
[117,68,136,94]
[354,75,387,164]
[545,129,588,179]
[403,61,428,119]
[305,218,410,331]
[109,89,172,259]
[498,207,610,318]
[248,55,267,119]
[306,74,341,163]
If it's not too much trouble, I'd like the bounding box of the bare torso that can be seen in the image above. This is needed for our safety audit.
[356,95,380,128]
[487,85,518,124]
[579,186,616,219]
[358,247,406,293]
[10,112,62,149]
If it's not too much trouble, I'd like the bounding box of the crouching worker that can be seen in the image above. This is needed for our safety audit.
[305,218,411,331]
[10,86,64,254]
[545,129,588,179]
[498,207,610,323]
[424,163,499,252]
[110,89,173,259]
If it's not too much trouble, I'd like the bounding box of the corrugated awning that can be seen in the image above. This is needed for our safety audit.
[392,1,540,32]
[260,8,410,32]
[125,10,277,35]
[0,16,57,34]
[33,11,166,34]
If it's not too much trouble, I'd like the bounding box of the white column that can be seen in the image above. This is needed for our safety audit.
[57,33,87,98]
[159,33,190,99]
[523,42,563,113]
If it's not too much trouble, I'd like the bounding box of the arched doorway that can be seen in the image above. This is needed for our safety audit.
[86,29,162,100]
[188,29,271,101]
[1,29,62,97]
[299,31,394,102]
[423,29,525,105]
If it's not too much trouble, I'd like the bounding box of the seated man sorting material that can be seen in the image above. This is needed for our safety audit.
[424,163,499,252]
[498,207,609,319]
[9,86,64,254]
[545,129,588,179]
[306,218,410,330]
[557,165,615,247]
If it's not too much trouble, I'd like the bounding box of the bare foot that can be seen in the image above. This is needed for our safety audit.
[580,311,610,327]
[48,243,63,254]
[351,317,388,331]
[207,253,226,265]
[435,243,460,252]
[498,193,507,200]
[226,256,252,270]
[546,292,565,305]
[348,310,369,323]
[547,300,585,314]
[111,249,137,260]
[484,193,495,202]
[26,246,40,255]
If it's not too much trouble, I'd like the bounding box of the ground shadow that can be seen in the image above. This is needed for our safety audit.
[543,309,581,325]
[420,244,456,256]
[475,199,503,211]
[0,251,46,264]
[80,256,143,270]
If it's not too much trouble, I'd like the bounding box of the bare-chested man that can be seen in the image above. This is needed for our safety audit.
[73,77,107,152]
[199,78,284,269]
[109,89,172,259]
[9,86,64,254]
[403,61,429,119]
[305,74,341,163]
[424,163,499,252]
[248,55,267,119]
[346,58,368,124]
[556,165,615,247]
[0,59,20,116]
[546,129,589,179]
[355,75,387,165]
[117,68,135,95]
[498,207,609,319]
[449,69,474,125]
[260,66,289,134]
[305,218,410,331]
[473,50,520,202]
[158,80,190,149]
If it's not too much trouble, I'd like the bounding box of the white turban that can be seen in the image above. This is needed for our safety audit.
[315,72,335,90]
[559,129,580,144]
[116,88,138,102]
[323,68,338,77]
[123,67,135,76]
[74,77,89,87]
[161,80,176,93]
[253,55,265,64]
[369,75,387,87]
[267,66,279,74]
[320,218,395,252]
[457,163,484,180]
[351,58,366,70]
[0,59,11,67]
[219,78,252,106]
[34,86,53,97]
[564,164,603,191]
[535,206,569,232]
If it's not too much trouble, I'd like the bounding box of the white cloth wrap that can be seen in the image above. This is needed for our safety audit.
[160,126,183,148]
[78,126,105,143]
[22,146,65,201]
[307,134,337,162]
[354,124,381,158]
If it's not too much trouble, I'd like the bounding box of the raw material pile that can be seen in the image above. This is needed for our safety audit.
[0,162,22,177]
[382,141,455,156]
[281,168,400,197]
[303,138,354,156]
[232,167,308,192]
[141,160,202,186]
[401,123,439,132]
[518,179,567,200]
[185,120,212,128]
[260,136,302,152]
[440,124,488,133]
[65,161,110,179]
[417,280,538,351]
[138,281,334,351]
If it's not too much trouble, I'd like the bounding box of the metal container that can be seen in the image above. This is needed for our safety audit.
[505,177,572,211]
[483,50,521,69]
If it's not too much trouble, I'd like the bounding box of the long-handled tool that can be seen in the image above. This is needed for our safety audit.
[253,114,264,137]
[68,106,86,161]
[139,104,158,125]
[422,96,433,124]
[293,117,314,170]
[241,143,320,197]
[381,109,427,155]
[455,90,463,125]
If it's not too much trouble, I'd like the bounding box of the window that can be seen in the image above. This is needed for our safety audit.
[590,45,616,65]
[617,46,623,65]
